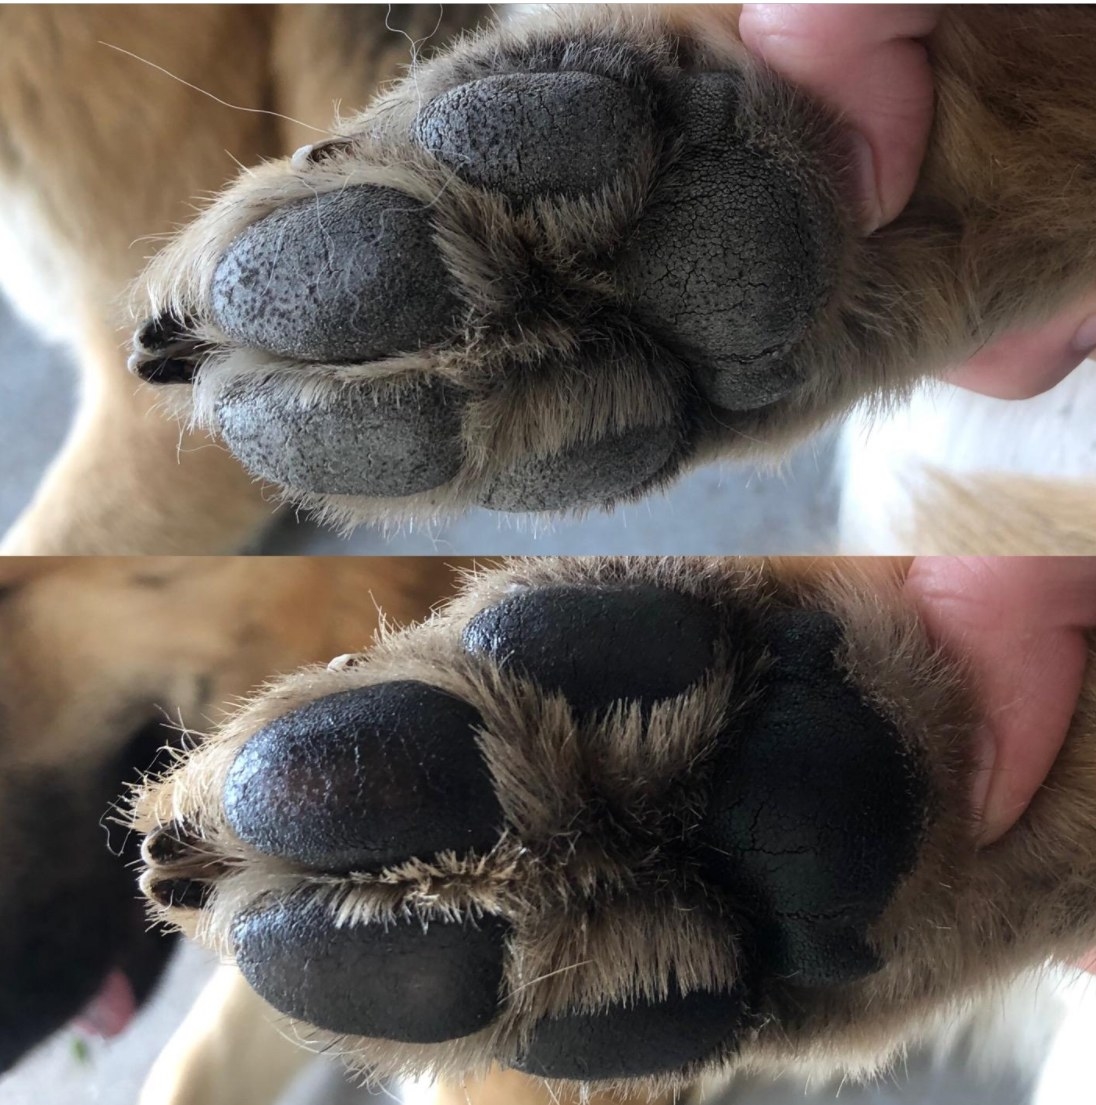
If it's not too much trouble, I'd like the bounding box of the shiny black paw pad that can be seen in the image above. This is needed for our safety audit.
[223,680,502,871]
[166,578,934,1084]
[700,611,927,985]
[460,582,720,715]
[233,896,509,1041]
[515,985,749,1080]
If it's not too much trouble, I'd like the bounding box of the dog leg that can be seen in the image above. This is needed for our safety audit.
[138,964,312,1105]
[0,5,286,552]
[430,1067,682,1105]
[0,5,478,552]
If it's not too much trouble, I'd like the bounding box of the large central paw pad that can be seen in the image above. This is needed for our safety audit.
[136,566,941,1089]
[132,15,845,524]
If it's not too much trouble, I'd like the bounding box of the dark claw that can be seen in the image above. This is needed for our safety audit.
[129,312,206,384]
[140,824,200,867]
[129,356,198,385]
[144,877,211,911]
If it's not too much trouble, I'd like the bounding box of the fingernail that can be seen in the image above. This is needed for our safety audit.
[849,131,882,234]
[970,722,998,846]
[1070,314,1096,355]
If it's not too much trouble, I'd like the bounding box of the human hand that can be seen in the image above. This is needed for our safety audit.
[905,557,1096,846]
[739,4,1096,398]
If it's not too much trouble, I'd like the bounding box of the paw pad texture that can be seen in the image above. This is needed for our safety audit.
[515,985,748,1079]
[461,583,718,715]
[617,74,824,410]
[476,424,680,512]
[223,681,502,871]
[233,898,509,1041]
[215,378,465,497]
[701,611,925,983]
[413,72,655,199]
[210,186,460,363]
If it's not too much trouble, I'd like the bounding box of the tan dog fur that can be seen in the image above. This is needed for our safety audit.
[0,5,471,553]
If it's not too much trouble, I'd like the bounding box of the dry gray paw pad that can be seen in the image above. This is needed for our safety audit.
[184,58,833,507]
[218,584,924,1079]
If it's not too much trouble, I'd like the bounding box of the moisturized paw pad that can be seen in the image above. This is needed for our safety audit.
[461,582,719,714]
[700,611,926,984]
[515,985,749,1080]
[215,378,465,497]
[412,71,656,199]
[210,186,461,363]
[141,571,941,1087]
[233,897,509,1041]
[223,681,502,871]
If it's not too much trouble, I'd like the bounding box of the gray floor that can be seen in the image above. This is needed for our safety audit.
[0,294,840,555]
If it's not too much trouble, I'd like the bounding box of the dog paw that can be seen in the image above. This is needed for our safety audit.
[134,558,1039,1092]
[130,7,865,527]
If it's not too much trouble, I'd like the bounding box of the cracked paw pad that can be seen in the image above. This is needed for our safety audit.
[210,186,461,363]
[214,378,465,497]
[616,74,825,409]
[137,37,844,518]
[477,424,681,512]
[233,897,509,1041]
[223,680,502,871]
[412,71,656,199]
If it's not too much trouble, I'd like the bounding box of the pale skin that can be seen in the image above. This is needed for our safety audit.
[740,3,1096,846]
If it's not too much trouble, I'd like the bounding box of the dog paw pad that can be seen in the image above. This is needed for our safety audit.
[616,74,826,410]
[233,897,509,1041]
[210,186,461,363]
[475,423,681,512]
[413,72,655,199]
[214,378,465,497]
[461,583,719,715]
[700,611,925,984]
[223,681,502,871]
[515,985,748,1080]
